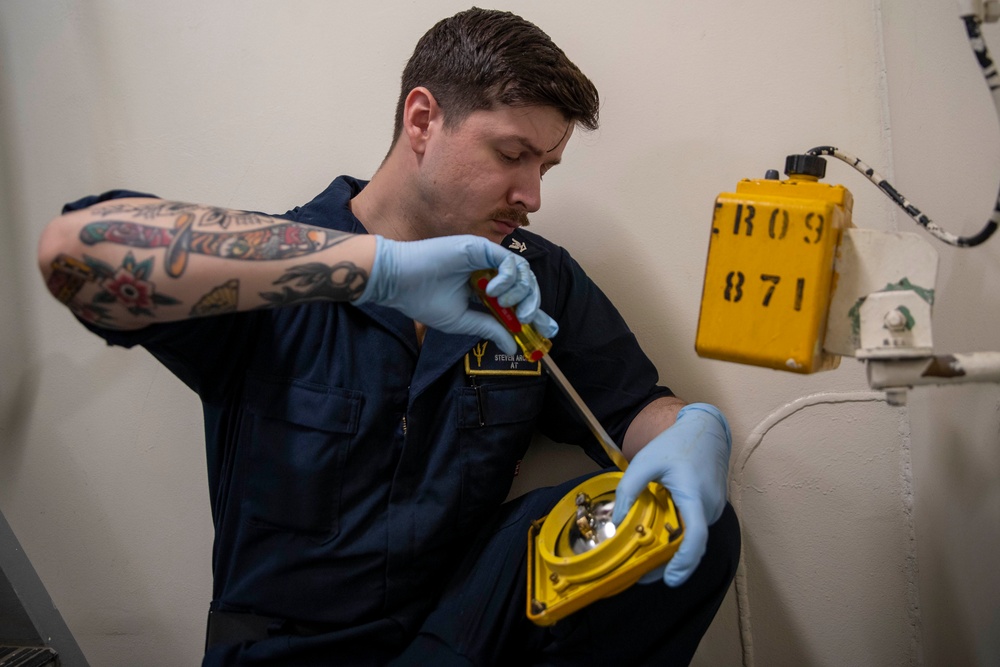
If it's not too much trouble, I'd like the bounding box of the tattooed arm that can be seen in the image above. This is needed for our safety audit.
[38,197,556,351]
[37,198,376,330]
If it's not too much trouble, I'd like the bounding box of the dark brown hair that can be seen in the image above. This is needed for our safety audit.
[391,8,599,142]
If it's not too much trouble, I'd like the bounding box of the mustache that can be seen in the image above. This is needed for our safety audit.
[489,208,530,227]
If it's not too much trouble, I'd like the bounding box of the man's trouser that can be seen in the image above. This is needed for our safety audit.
[204,468,741,666]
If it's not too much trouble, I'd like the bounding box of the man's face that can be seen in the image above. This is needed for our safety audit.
[414,104,574,243]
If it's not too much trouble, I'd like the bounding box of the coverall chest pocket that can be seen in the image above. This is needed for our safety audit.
[241,375,362,539]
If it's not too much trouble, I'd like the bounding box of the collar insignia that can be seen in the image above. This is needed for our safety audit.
[508,238,528,253]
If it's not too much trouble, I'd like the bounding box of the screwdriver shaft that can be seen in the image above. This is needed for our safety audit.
[541,355,629,472]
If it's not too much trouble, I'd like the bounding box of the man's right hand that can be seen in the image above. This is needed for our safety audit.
[355,235,558,354]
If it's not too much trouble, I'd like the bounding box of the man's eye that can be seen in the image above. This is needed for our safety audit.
[498,152,519,163]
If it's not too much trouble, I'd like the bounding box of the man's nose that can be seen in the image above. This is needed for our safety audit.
[508,169,542,213]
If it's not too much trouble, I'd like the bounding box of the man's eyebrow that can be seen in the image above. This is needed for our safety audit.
[509,135,564,161]
[509,136,546,157]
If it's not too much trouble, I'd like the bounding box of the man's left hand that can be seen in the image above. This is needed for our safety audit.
[611,403,732,587]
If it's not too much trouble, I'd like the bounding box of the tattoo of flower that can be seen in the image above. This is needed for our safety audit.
[90,252,181,317]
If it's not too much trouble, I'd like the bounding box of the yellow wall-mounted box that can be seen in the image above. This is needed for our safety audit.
[695,175,852,373]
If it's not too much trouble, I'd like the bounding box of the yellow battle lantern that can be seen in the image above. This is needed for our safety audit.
[696,155,853,373]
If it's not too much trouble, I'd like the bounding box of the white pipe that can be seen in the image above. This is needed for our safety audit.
[867,352,1000,389]
[729,391,892,667]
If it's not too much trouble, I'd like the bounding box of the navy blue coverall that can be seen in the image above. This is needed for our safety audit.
[67,176,740,665]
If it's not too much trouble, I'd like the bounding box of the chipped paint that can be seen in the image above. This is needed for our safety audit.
[921,355,967,378]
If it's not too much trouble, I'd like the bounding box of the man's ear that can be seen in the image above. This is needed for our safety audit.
[402,87,441,155]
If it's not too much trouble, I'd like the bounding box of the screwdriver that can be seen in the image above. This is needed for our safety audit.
[469,269,630,472]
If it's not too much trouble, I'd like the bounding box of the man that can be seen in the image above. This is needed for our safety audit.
[38,8,739,666]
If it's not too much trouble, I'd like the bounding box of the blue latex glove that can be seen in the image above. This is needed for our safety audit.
[354,234,558,354]
[611,403,732,587]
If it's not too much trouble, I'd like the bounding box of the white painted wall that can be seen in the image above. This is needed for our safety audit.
[1,1,997,665]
